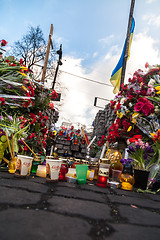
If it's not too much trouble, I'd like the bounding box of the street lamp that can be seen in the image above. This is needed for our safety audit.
[52,44,62,89]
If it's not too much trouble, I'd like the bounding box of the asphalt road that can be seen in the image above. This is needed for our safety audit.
[0,171,160,240]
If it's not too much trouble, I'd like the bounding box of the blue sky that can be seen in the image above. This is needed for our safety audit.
[1,0,160,129]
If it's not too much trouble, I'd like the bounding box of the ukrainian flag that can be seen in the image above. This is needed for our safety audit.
[110,17,135,94]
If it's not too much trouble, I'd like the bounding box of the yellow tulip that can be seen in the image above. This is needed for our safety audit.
[150,132,156,139]
[21,66,28,71]
[127,126,132,132]
[17,71,27,77]
[117,111,123,119]
[21,85,28,92]
[53,130,57,135]
[131,112,139,124]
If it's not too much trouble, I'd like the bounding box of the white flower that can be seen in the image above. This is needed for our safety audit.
[124,106,128,112]
[148,78,155,86]
[154,75,160,83]
[120,97,126,105]
[129,102,132,107]
[126,139,130,145]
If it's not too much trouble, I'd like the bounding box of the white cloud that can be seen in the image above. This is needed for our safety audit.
[54,34,64,45]
[54,54,115,128]
[146,0,157,3]
[143,14,160,27]
[53,56,98,128]
[54,31,160,129]
[126,32,160,82]
[104,45,119,60]
[99,34,114,46]
[105,53,112,60]
[93,52,98,58]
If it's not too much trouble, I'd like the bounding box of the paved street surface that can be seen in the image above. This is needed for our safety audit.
[0,171,160,240]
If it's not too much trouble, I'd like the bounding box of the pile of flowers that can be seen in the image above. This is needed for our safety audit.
[0,39,58,157]
[57,126,87,144]
[104,63,160,189]
[0,39,58,115]
[18,112,49,155]
[107,64,160,144]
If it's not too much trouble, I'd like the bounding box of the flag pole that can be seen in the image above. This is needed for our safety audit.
[120,0,135,91]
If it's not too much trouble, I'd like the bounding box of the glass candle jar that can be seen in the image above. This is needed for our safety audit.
[90,158,99,180]
[31,155,41,174]
[87,169,95,181]
[8,155,17,174]
[120,174,135,191]
[97,158,110,187]
[120,162,135,191]
[98,158,110,177]
[97,175,108,188]
[59,159,68,181]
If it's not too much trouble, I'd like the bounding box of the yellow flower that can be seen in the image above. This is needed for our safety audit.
[117,111,123,119]
[131,112,140,124]
[155,86,160,90]
[21,85,28,92]
[21,66,28,71]
[155,86,160,94]
[53,130,57,135]
[17,71,27,77]
[150,132,156,139]
[127,126,132,132]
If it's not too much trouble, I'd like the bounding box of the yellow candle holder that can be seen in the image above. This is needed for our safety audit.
[8,156,17,174]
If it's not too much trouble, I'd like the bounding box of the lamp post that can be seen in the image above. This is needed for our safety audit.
[52,44,62,89]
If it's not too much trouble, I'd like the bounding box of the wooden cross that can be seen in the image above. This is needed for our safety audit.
[41,24,53,83]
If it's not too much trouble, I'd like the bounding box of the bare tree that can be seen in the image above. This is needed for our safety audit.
[12,25,56,69]
[12,25,67,114]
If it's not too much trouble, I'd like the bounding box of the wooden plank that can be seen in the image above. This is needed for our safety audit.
[41,24,53,84]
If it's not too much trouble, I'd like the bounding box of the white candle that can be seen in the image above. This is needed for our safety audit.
[124,148,129,159]
[87,136,96,149]
[100,142,107,160]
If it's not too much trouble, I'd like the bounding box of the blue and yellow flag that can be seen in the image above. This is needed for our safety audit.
[110,17,135,94]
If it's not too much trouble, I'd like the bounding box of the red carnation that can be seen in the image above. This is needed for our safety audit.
[43,116,48,121]
[1,39,7,46]
[20,59,23,64]
[129,135,142,143]
[97,141,101,147]
[24,146,28,151]
[30,118,36,125]
[116,102,121,110]
[30,113,36,119]
[50,90,58,100]
[0,98,5,105]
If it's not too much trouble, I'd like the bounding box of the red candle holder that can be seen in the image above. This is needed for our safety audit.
[59,164,68,181]
[97,175,107,188]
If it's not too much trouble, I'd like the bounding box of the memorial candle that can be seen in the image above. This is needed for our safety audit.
[97,175,107,188]
[36,165,46,178]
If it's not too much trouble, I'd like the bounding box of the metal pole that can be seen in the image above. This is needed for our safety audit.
[52,63,59,90]
[120,0,135,91]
